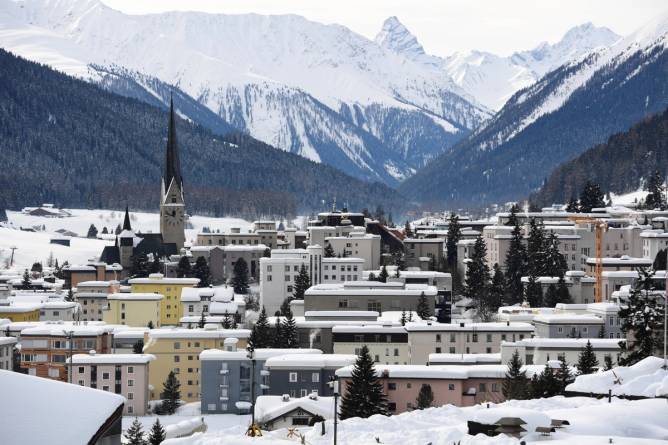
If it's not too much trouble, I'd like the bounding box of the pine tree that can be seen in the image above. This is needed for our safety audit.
[192,256,211,287]
[272,317,285,348]
[378,265,389,283]
[293,264,311,300]
[161,371,181,414]
[486,264,505,318]
[464,236,491,315]
[393,251,406,276]
[579,181,605,213]
[282,311,299,348]
[531,363,561,398]
[556,276,572,305]
[565,196,580,213]
[339,345,388,419]
[653,249,667,271]
[115,223,122,235]
[21,269,31,288]
[598,323,607,339]
[64,288,74,302]
[279,297,292,316]
[404,221,413,238]
[525,274,543,307]
[400,309,407,326]
[101,226,109,234]
[502,350,528,400]
[367,272,377,281]
[526,218,547,276]
[415,384,434,409]
[133,340,144,354]
[149,255,162,274]
[544,283,560,307]
[416,292,431,320]
[198,311,206,328]
[576,340,599,375]
[603,355,614,371]
[87,224,98,239]
[130,253,150,278]
[618,267,663,366]
[147,418,166,445]
[176,256,192,278]
[222,313,233,329]
[644,170,667,210]
[251,307,272,348]
[147,321,154,329]
[324,243,335,258]
[232,258,250,294]
[556,358,573,394]
[544,233,567,278]
[124,418,146,445]
[504,213,527,304]
[446,212,462,268]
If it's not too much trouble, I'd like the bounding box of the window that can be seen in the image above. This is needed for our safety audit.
[448,384,455,390]
[388,402,396,412]
[103,385,109,391]
[300,389,308,397]
[174,356,180,363]
[127,366,134,374]
[407,382,412,389]
[78,366,85,373]
[102,372,110,379]
[285,265,290,272]
[312,373,319,383]
[207,403,217,411]
[436,334,441,342]
[128,379,134,387]
[492,383,499,392]
[267,265,272,272]
[486,334,492,343]
[174,342,181,349]
[127,392,134,400]
[354,334,364,342]
[292,417,309,426]
[450,334,456,343]
[267,275,272,282]
[449,347,455,353]
[479,383,486,392]
[394,348,399,357]
[289,372,298,382]
[435,347,442,353]
[78,380,85,386]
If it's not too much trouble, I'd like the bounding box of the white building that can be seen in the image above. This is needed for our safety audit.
[640,229,668,260]
[0,336,17,370]
[325,232,381,271]
[501,337,621,366]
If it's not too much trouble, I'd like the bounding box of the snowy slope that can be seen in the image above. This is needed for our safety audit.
[0,0,491,183]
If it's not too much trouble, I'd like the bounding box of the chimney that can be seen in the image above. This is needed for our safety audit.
[89,350,96,356]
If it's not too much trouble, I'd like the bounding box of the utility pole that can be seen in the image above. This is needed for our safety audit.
[328,376,339,445]
[9,246,17,267]
[246,344,260,436]
[63,330,74,383]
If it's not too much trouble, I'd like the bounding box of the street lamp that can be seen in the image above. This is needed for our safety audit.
[662,275,667,370]
[63,330,75,384]
[246,344,260,436]
[328,376,339,445]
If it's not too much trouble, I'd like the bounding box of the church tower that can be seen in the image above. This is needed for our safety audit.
[160,98,186,250]
[118,205,135,269]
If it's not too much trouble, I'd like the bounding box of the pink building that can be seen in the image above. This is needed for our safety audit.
[336,364,508,414]
[68,351,155,415]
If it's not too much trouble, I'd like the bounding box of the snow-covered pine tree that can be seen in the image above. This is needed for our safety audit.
[404,221,413,238]
[147,418,166,445]
[502,350,529,400]
[161,371,181,414]
[415,383,434,409]
[525,274,543,307]
[123,418,146,445]
[133,340,144,354]
[544,232,567,278]
[282,311,299,348]
[378,265,389,283]
[400,309,407,326]
[556,276,572,304]
[192,256,211,287]
[222,313,233,329]
[198,311,206,328]
[532,363,561,398]
[618,267,663,366]
[526,218,547,276]
[324,243,335,258]
[565,196,580,213]
[149,255,162,274]
[603,355,614,371]
[576,340,599,375]
[504,211,527,305]
[487,263,505,316]
[416,292,431,320]
[232,258,249,294]
[252,307,272,348]
[339,345,388,419]
[21,269,31,288]
[556,358,573,394]
[64,288,74,302]
[446,212,462,268]
[272,317,284,348]
[279,297,292,316]
[292,264,311,300]
[87,224,98,239]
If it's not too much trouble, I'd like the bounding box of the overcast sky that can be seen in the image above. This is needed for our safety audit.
[102,0,665,57]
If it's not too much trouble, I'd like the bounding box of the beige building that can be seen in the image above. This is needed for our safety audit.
[332,325,409,364]
[75,280,121,322]
[403,238,444,270]
[128,274,199,326]
[325,232,381,271]
[143,327,250,402]
[69,352,155,415]
[103,293,163,328]
[406,322,534,364]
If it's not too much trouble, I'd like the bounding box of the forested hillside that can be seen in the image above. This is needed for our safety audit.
[531,108,668,205]
[0,50,407,218]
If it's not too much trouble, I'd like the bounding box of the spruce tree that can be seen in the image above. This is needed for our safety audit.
[579,181,605,213]
[502,350,528,400]
[393,251,406,276]
[576,340,599,375]
[504,208,527,305]
[130,253,150,279]
[544,232,567,278]
[487,264,505,316]
[526,218,547,276]
[251,307,272,348]
[64,288,74,302]
[272,317,285,348]
[653,249,667,271]
[464,236,491,314]
[404,221,413,238]
[149,255,162,274]
[21,269,31,289]
[544,283,560,307]
[339,345,388,419]
[324,243,335,258]
[400,309,407,326]
[279,297,292,316]
[232,258,249,294]
[378,265,389,283]
[124,418,146,445]
[87,224,98,239]
[192,256,210,287]
[133,340,144,354]
[644,170,667,210]
[161,371,181,414]
[446,212,462,268]
[115,223,122,235]
[147,418,166,445]
[556,358,573,394]
[198,311,206,328]
[598,323,607,339]
[525,274,543,307]
[222,313,233,329]
[416,292,431,320]
[532,363,561,398]
[603,355,614,371]
[176,256,192,278]
[293,264,311,300]
[282,311,299,348]
[618,267,663,365]
[556,276,572,304]
[416,383,434,409]
[565,197,580,213]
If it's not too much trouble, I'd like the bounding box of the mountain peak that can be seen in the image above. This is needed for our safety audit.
[375,16,426,58]
[559,22,620,47]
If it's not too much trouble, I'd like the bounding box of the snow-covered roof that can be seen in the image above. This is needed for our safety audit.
[405,322,534,332]
[306,282,437,297]
[503,338,621,349]
[128,277,200,285]
[212,287,235,302]
[0,336,18,347]
[0,369,124,445]
[107,293,163,301]
[255,394,334,424]
[209,301,240,314]
[585,256,652,266]
[21,324,113,336]
[336,364,509,379]
[403,237,445,243]
[148,327,250,340]
[265,353,357,369]
[331,325,406,334]
[533,314,603,324]
[76,281,114,287]
[305,311,378,318]
[322,257,365,263]
[567,356,668,397]
[0,303,42,312]
[68,352,155,364]
[601,271,639,278]
[428,353,501,365]
[200,348,322,361]
[112,328,149,339]
[181,287,215,302]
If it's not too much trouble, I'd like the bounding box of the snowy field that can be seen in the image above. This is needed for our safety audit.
[149,397,668,445]
[0,208,255,269]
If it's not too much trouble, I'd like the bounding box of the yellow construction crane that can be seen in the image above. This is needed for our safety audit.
[568,216,608,303]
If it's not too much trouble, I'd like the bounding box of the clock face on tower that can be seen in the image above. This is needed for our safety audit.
[164,208,184,226]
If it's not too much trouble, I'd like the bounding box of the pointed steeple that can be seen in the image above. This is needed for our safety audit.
[122,205,132,231]
[163,95,183,192]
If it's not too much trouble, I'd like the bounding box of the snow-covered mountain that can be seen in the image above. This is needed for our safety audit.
[0,0,493,185]
[376,16,621,110]
[401,11,668,207]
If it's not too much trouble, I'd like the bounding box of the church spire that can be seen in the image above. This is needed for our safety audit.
[122,205,132,231]
[163,95,183,192]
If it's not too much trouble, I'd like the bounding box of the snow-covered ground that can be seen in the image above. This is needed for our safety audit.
[0,208,254,270]
[154,396,668,445]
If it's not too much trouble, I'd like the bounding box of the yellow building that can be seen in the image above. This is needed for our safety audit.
[128,274,199,326]
[143,327,250,402]
[103,293,163,328]
[0,304,41,322]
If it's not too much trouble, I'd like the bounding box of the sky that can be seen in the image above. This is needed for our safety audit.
[101,0,666,56]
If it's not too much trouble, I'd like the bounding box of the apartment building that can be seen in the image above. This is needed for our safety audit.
[20,324,113,381]
[142,327,250,402]
[128,274,199,326]
[403,238,444,270]
[332,325,409,364]
[69,352,155,415]
[501,337,621,366]
[75,280,121,322]
[325,232,381,270]
[63,262,122,289]
[0,303,41,322]
[308,225,356,248]
[406,322,534,364]
[0,336,17,370]
[264,354,356,398]
[103,293,163,328]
